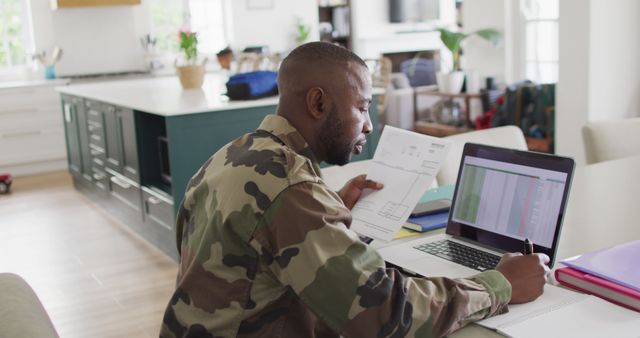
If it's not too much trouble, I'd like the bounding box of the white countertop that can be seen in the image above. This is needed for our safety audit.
[0,78,70,90]
[55,73,385,117]
[56,73,279,116]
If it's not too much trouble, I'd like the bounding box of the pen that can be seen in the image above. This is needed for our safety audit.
[524,238,534,255]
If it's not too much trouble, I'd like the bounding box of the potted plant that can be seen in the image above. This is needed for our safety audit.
[436,27,502,94]
[295,18,311,45]
[175,29,207,89]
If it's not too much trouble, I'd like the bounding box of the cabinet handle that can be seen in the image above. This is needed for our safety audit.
[93,158,104,166]
[2,130,42,139]
[147,196,162,205]
[88,124,97,132]
[90,148,102,156]
[110,175,132,189]
[90,134,101,142]
[93,172,106,180]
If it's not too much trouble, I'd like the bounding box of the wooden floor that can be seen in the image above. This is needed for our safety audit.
[0,171,178,337]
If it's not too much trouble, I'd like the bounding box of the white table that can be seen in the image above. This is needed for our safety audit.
[452,155,640,337]
[324,155,640,337]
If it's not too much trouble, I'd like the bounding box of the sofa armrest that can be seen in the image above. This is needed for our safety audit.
[0,273,58,338]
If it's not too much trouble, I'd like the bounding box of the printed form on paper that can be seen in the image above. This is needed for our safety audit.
[350,126,451,242]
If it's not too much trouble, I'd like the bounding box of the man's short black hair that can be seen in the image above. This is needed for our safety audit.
[282,42,367,69]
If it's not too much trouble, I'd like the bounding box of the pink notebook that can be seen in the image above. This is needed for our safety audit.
[560,240,640,292]
[555,267,640,312]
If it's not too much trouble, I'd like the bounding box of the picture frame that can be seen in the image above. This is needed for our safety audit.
[246,0,273,10]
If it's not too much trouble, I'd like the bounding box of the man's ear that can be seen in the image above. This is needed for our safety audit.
[306,86,330,120]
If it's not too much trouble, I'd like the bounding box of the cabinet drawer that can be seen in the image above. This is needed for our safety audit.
[91,167,109,193]
[142,186,177,259]
[89,145,106,168]
[88,131,105,149]
[0,127,66,166]
[107,169,142,212]
[85,101,106,124]
[0,106,63,132]
[0,86,61,108]
[142,187,174,231]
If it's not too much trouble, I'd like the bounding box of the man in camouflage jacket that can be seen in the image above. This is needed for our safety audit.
[161,42,550,338]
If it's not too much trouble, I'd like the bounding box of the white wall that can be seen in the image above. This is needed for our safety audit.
[30,1,149,76]
[588,0,640,121]
[557,0,640,165]
[228,0,319,54]
[556,0,590,165]
[462,0,506,85]
[350,0,455,60]
[26,0,318,76]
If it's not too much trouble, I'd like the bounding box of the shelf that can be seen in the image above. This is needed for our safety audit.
[418,91,482,99]
[414,121,472,138]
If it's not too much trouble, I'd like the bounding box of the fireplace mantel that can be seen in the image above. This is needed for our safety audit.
[354,30,448,70]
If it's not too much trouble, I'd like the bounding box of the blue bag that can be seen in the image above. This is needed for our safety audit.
[226,71,278,100]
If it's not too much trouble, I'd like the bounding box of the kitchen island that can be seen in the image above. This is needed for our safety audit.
[57,74,380,260]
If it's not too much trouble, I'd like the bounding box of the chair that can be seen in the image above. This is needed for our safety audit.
[321,160,372,191]
[384,73,416,130]
[0,273,59,338]
[236,52,281,73]
[399,58,437,87]
[582,117,640,164]
[322,126,527,191]
[437,125,528,186]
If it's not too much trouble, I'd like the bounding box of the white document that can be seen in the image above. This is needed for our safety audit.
[350,126,451,242]
[477,284,640,338]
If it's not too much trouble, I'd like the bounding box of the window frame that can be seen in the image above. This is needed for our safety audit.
[149,0,230,58]
[0,0,35,76]
[505,0,559,84]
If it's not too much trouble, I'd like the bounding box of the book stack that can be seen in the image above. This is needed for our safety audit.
[555,240,640,312]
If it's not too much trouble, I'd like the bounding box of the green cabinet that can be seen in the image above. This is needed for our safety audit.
[118,107,140,182]
[61,93,379,262]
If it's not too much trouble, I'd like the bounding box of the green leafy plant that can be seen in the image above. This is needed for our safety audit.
[178,29,198,64]
[296,19,310,45]
[437,27,502,72]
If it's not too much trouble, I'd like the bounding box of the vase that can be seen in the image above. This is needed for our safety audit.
[436,71,465,94]
[176,58,207,89]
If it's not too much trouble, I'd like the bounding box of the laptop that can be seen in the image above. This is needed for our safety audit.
[377,143,575,278]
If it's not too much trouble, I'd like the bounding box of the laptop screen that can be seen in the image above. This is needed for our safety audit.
[446,143,575,265]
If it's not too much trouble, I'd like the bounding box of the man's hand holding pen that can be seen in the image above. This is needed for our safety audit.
[495,238,551,304]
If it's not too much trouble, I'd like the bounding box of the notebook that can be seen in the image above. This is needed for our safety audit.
[477,284,640,338]
[555,266,640,312]
[378,143,575,278]
[561,240,640,292]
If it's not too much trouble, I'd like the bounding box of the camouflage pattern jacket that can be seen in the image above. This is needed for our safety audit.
[160,115,511,338]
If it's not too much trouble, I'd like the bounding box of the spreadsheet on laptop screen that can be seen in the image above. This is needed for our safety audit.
[451,155,568,248]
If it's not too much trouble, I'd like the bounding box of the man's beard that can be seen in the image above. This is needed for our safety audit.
[319,105,356,166]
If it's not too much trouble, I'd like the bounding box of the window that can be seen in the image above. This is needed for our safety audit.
[150,0,229,56]
[521,0,558,83]
[187,0,228,55]
[0,0,33,69]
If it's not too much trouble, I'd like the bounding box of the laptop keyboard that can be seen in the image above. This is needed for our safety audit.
[413,240,501,271]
